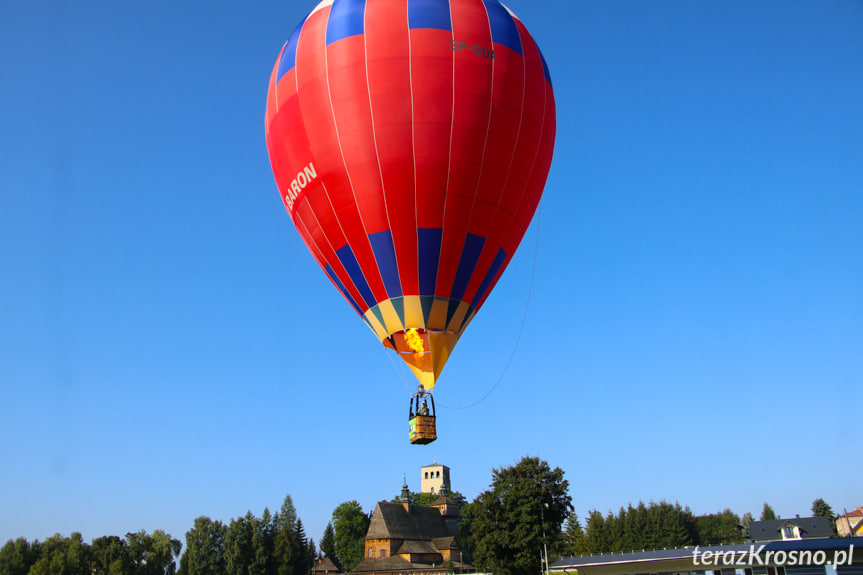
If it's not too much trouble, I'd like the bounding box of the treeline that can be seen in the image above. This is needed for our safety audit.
[0,530,181,575]
[561,502,743,557]
[0,495,368,575]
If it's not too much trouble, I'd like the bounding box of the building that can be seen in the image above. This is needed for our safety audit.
[749,517,834,541]
[421,463,451,495]
[839,508,863,538]
[313,557,340,575]
[352,474,471,575]
[550,537,863,575]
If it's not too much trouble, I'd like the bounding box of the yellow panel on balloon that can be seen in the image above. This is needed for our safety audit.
[427,298,450,332]
[403,296,426,331]
[429,331,460,385]
[446,301,472,336]
[378,299,404,335]
[363,309,389,341]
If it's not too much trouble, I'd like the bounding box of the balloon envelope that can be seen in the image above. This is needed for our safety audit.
[266,0,555,389]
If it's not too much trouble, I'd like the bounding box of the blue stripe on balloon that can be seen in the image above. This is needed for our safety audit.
[540,49,552,84]
[471,247,506,307]
[451,233,485,301]
[326,0,367,45]
[368,230,403,298]
[482,0,522,55]
[325,263,364,316]
[276,18,306,82]
[335,244,376,308]
[408,0,452,31]
[417,228,443,296]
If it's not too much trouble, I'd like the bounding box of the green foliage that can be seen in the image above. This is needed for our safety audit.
[331,501,370,573]
[127,529,182,575]
[464,456,572,575]
[319,523,338,570]
[0,531,179,575]
[583,501,699,553]
[0,537,40,575]
[225,512,258,575]
[760,503,777,521]
[391,490,469,507]
[812,498,834,518]
[693,510,742,545]
[812,498,837,535]
[183,516,228,575]
[174,496,313,575]
[584,510,607,554]
[561,512,588,557]
[91,535,132,574]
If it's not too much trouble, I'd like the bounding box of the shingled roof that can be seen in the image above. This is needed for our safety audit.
[365,502,451,541]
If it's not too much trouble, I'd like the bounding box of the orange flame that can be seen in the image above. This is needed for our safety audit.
[404,328,425,359]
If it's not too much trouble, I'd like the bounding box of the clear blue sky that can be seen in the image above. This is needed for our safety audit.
[2,0,862,550]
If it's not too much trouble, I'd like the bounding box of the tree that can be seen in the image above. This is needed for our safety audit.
[331,501,370,572]
[226,512,258,575]
[91,535,132,574]
[812,498,837,535]
[126,529,182,575]
[812,498,834,518]
[319,523,338,570]
[464,456,572,575]
[27,532,91,575]
[182,516,227,575]
[561,512,588,557]
[760,503,777,521]
[584,510,608,554]
[391,490,469,507]
[252,507,278,575]
[693,510,741,545]
[0,538,40,575]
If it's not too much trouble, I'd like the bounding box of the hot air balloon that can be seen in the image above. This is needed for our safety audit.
[265,0,555,444]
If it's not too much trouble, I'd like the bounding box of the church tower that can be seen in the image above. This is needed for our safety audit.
[420,462,450,495]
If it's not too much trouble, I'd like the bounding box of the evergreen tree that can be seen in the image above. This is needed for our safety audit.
[319,522,338,570]
[306,538,318,574]
[760,503,777,521]
[275,494,302,575]
[561,512,588,557]
[226,512,258,575]
[585,510,607,554]
[250,507,278,575]
[812,498,837,535]
[812,498,834,518]
[693,510,741,545]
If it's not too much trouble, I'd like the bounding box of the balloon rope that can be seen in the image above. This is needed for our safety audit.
[437,200,542,410]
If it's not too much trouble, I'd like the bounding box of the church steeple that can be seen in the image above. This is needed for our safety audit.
[400,474,412,512]
[400,474,410,502]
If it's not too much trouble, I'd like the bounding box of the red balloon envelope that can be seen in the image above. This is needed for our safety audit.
[265,0,555,389]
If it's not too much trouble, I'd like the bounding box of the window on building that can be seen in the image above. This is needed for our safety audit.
[369,549,373,557]
[381,550,387,558]
[424,472,428,479]
[436,471,440,477]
